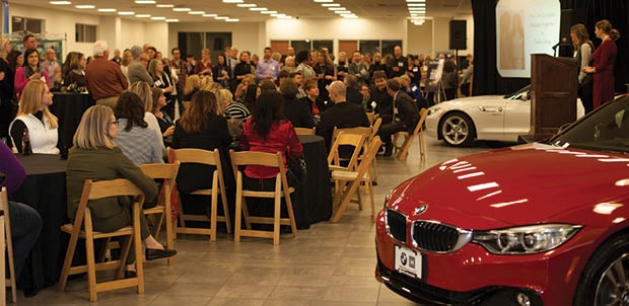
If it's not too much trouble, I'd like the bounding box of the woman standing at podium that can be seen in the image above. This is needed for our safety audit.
[570,24,594,113]
[583,19,619,109]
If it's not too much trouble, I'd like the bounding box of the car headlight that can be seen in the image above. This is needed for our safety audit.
[472,224,582,255]
[427,107,442,116]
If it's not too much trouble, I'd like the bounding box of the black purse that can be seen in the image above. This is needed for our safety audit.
[287,155,307,183]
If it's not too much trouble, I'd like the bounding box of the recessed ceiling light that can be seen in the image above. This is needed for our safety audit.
[342,15,358,19]
[260,10,277,14]
[277,16,292,19]
[328,7,345,11]
[237,4,256,7]
[226,18,240,22]
[135,0,156,4]
[249,7,267,11]
[136,14,151,18]
[203,13,217,17]
[98,8,117,12]
[409,8,426,11]
[407,3,426,6]
[222,0,243,3]
[118,11,135,15]
[189,11,204,14]
[76,5,95,9]
[151,16,166,20]
[156,4,174,8]
[50,1,71,4]
[335,10,352,14]
[173,7,191,11]
[166,19,179,22]
[322,3,340,7]
[406,0,426,2]
[215,16,229,20]
[314,0,333,2]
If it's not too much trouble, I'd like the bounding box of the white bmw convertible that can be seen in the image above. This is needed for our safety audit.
[425,85,585,147]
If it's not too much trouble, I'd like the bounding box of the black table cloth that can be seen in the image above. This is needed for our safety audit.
[298,135,332,223]
[12,154,67,294]
[48,93,95,154]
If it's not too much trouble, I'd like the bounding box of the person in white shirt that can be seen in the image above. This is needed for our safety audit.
[9,80,59,154]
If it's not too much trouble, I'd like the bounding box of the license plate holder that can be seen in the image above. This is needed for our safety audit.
[394,244,423,279]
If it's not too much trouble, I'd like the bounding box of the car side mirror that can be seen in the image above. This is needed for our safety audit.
[521,92,529,101]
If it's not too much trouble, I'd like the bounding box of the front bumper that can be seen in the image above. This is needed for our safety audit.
[375,256,543,305]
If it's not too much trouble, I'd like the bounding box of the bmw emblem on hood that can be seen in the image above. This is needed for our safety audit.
[414,205,428,215]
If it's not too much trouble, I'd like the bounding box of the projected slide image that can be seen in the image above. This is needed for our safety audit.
[496,0,560,78]
[499,11,525,70]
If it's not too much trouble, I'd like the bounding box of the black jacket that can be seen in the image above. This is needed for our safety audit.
[317,101,370,150]
[371,86,393,123]
[283,97,315,128]
[299,96,332,114]
[394,91,420,133]
[346,87,363,106]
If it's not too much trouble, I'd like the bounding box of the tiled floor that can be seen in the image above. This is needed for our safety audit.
[18,136,510,305]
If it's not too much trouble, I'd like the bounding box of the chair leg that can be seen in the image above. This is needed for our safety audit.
[219,190,232,234]
[368,181,376,222]
[419,132,426,160]
[58,231,80,291]
[133,204,144,294]
[273,180,282,245]
[5,225,16,303]
[164,208,175,266]
[116,236,132,279]
[234,174,243,242]
[242,198,252,230]
[209,173,219,242]
[85,234,98,302]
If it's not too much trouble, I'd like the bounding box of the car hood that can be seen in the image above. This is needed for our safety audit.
[392,143,629,228]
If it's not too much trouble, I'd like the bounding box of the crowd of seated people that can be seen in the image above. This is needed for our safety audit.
[0,38,437,297]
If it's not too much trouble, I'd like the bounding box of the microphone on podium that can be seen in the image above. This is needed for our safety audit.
[552,37,568,50]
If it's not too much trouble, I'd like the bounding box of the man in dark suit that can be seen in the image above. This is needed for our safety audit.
[377,78,420,157]
[317,81,370,151]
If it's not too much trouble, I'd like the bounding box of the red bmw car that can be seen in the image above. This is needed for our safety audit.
[376,95,629,306]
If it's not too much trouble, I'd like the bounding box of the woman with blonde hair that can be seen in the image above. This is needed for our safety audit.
[128,81,164,150]
[66,105,176,277]
[183,74,200,102]
[9,80,58,154]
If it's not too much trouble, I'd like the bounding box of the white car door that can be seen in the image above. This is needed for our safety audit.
[468,99,507,139]
[503,98,531,140]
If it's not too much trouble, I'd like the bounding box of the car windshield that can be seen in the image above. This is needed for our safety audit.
[504,85,531,100]
[551,96,629,154]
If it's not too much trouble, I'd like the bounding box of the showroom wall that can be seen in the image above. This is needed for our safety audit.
[8,3,473,60]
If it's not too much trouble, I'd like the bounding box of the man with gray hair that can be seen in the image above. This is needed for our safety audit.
[317,81,370,151]
[127,45,153,85]
[85,40,129,108]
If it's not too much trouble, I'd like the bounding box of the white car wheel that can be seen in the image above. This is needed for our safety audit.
[440,113,475,147]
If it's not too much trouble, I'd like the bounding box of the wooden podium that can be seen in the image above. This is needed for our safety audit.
[530,54,578,140]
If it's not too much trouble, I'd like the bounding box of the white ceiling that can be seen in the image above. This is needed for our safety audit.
[23,0,472,23]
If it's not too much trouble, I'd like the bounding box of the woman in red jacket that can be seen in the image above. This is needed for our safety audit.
[583,19,620,109]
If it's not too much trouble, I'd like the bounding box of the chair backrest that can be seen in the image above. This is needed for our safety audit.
[327,132,366,170]
[355,136,383,175]
[411,108,429,136]
[294,127,316,136]
[366,112,376,125]
[172,148,221,167]
[229,150,290,194]
[139,161,181,203]
[71,179,146,232]
[370,117,383,138]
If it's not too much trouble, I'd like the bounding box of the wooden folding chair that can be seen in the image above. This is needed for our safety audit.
[229,150,298,245]
[294,127,316,136]
[0,187,16,303]
[327,131,367,172]
[139,162,180,265]
[330,137,382,223]
[172,149,231,242]
[369,118,383,184]
[58,179,144,302]
[392,108,428,161]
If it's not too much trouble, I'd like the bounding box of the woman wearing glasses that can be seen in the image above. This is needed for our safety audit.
[66,105,176,278]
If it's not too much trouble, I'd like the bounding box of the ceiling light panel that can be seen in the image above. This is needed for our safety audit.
[227,1,292,20]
